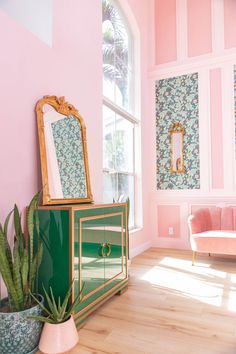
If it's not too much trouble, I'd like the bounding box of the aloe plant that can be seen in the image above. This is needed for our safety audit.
[0,192,43,312]
[28,282,84,324]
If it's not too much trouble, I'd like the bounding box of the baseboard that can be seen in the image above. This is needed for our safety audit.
[130,241,152,259]
[152,239,190,250]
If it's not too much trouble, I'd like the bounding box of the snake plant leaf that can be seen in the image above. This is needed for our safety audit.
[30,242,43,292]
[27,192,40,293]
[66,282,85,318]
[59,282,74,321]
[21,249,29,294]
[28,280,84,324]
[2,210,14,276]
[49,286,59,319]
[13,204,22,239]
[0,229,19,309]
[29,290,51,316]
[12,240,24,309]
[0,192,42,312]
[4,209,13,237]
[27,315,56,324]
[42,285,59,320]
[29,291,52,317]
[13,205,25,261]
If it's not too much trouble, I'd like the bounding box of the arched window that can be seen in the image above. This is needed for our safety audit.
[102,0,139,229]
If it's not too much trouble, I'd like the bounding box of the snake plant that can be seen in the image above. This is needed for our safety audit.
[28,282,84,324]
[0,192,43,312]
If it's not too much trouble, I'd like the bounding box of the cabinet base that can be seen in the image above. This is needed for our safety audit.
[116,285,128,296]
[75,279,128,328]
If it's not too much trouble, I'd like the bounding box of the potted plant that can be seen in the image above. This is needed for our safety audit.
[0,192,43,354]
[29,282,84,354]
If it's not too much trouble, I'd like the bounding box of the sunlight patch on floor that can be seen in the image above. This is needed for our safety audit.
[227,288,236,312]
[159,257,227,279]
[141,263,224,307]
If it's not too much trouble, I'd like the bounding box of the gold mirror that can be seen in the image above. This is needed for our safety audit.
[169,122,184,173]
[36,95,93,205]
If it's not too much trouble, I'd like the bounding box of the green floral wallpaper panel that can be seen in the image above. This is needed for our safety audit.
[51,115,87,198]
[156,73,200,189]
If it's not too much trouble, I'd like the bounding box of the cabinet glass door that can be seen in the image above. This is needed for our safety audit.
[103,213,126,285]
[75,216,105,301]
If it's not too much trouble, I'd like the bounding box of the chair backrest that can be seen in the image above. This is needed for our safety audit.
[194,206,236,231]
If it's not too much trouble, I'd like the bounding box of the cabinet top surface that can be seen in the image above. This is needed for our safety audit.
[38,202,127,211]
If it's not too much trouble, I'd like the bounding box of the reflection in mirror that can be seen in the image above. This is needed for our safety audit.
[169,122,185,173]
[36,96,93,205]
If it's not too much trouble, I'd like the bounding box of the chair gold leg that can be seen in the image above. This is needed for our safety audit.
[192,251,196,266]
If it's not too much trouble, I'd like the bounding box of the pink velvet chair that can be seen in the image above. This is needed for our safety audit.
[188,207,236,265]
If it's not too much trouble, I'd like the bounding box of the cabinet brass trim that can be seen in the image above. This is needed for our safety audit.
[78,212,126,302]
[74,278,128,321]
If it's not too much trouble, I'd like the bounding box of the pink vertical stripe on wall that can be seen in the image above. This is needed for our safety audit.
[210,68,224,189]
[187,0,212,57]
[157,205,180,238]
[155,0,177,65]
[224,0,236,49]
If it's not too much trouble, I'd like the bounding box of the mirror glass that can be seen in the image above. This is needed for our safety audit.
[36,96,93,205]
[169,123,184,173]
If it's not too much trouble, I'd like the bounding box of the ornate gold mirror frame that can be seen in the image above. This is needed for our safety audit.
[36,95,93,205]
[169,122,185,174]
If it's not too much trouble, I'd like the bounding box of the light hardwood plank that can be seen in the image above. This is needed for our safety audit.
[38,249,236,354]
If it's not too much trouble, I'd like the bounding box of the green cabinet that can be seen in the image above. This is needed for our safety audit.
[36,203,128,326]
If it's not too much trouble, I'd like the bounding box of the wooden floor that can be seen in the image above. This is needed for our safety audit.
[42,249,236,353]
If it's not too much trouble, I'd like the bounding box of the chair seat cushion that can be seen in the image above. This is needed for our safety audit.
[190,230,236,254]
[192,230,236,239]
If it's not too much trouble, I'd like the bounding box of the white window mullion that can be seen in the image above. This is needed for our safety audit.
[103,96,139,124]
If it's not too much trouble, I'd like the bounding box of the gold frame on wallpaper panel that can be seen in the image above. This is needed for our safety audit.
[36,95,93,205]
[78,212,126,302]
[169,122,185,174]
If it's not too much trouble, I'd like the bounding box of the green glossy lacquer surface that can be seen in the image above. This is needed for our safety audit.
[36,205,128,324]
[74,206,127,313]
[37,210,70,300]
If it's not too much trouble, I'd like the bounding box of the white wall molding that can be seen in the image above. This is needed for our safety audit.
[198,68,211,193]
[152,195,236,203]
[221,64,235,192]
[211,0,224,55]
[130,240,152,258]
[150,51,236,80]
[152,238,190,250]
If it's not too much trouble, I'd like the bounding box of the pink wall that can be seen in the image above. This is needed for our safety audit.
[157,205,180,238]
[155,0,177,64]
[0,1,153,256]
[224,0,236,49]
[0,1,103,220]
[187,0,212,57]
[153,0,236,250]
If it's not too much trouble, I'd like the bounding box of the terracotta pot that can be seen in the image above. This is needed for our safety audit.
[39,316,79,354]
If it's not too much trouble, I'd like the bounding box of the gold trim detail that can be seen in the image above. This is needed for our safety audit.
[78,212,126,302]
[36,95,93,205]
[74,279,128,323]
[38,202,127,211]
[169,122,185,174]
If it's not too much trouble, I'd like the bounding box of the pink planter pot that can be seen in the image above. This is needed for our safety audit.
[39,316,79,354]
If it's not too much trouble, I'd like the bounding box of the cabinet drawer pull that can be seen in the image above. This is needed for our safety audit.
[99,243,112,257]
[105,243,111,257]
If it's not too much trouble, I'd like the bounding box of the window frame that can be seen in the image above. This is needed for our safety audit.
[102,0,141,230]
